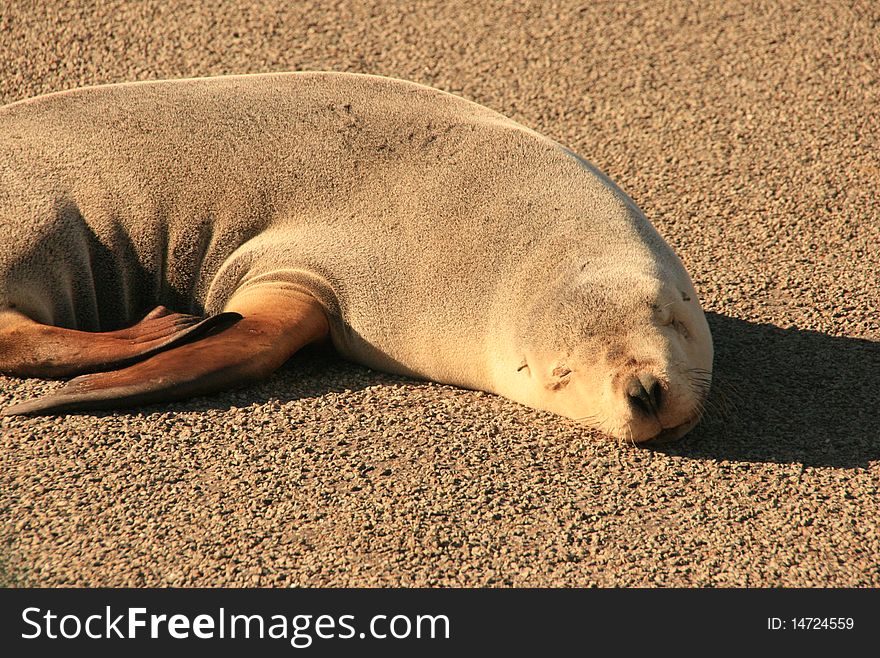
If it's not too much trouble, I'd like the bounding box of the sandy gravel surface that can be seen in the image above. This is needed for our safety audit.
[1,0,878,587]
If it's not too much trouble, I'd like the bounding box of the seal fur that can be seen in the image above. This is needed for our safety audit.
[0,72,713,441]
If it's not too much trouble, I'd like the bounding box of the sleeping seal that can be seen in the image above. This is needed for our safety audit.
[0,72,712,442]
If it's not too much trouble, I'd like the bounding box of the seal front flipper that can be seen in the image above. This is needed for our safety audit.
[0,306,241,378]
[2,290,329,416]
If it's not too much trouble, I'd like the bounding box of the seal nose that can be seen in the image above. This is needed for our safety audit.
[626,374,663,417]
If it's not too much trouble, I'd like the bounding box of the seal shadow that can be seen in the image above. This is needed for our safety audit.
[6,212,877,470]
[137,343,415,413]
[651,312,880,469]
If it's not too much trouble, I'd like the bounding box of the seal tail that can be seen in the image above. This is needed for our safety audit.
[1,289,329,416]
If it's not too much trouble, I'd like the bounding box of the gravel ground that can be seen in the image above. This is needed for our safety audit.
[1,0,878,587]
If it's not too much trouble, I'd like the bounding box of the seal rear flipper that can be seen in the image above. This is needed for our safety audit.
[2,291,329,416]
[0,306,241,378]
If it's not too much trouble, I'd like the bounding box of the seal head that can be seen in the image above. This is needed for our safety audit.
[489,189,714,445]
[513,268,713,443]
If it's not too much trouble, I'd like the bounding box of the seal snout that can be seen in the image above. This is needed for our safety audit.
[617,368,705,443]
[625,373,663,418]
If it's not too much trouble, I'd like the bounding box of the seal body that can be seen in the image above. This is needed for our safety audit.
[0,72,712,441]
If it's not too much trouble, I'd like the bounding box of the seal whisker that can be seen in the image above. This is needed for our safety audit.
[627,425,638,449]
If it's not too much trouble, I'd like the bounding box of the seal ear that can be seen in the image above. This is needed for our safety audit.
[2,289,329,416]
[546,364,572,391]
